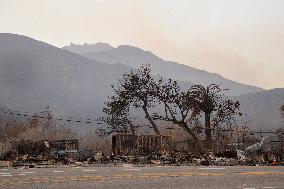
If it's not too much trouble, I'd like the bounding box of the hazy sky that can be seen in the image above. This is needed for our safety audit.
[1,0,284,89]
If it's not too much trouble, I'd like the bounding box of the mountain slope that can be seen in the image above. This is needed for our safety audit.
[0,33,131,119]
[67,44,264,96]
[237,88,284,130]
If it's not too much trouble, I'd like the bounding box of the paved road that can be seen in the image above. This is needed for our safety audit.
[1,166,284,189]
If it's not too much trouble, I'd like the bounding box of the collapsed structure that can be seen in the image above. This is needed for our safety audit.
[10,139,79,159]
[112,134,171,156]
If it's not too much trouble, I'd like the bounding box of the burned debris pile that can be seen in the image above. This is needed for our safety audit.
[10,139,79,158]
[0,134,283,167]
[1,139,82,167]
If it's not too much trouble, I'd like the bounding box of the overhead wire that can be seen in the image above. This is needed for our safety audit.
[0,108,99,125]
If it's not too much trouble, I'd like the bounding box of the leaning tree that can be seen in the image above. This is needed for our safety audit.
[98,65,201,138]
[188,84,241,148]
[99,64,241,151]
[99,64,160,135]
[152,78,202,148]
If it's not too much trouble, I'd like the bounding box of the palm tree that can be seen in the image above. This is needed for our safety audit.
[189,84,240,148]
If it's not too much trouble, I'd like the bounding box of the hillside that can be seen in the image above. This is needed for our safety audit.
[65,44,264,96]
[0,33,131,121]
[237,88,284,130]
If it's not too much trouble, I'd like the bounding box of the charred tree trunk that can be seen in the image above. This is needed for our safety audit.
[142,104,160,135]
[179,123,204,154]
[205,112,212,148]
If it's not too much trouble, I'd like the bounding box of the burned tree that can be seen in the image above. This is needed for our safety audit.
[152,78,203,152]
[99,65,203,151]
[99,64,241,152]
[188,84,241,148]
[99,64,160,135]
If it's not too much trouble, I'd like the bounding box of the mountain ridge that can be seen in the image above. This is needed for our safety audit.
[62,42,114,55]
[64,43,263,96]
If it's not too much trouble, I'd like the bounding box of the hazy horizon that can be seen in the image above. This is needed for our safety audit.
[1,0,284,89]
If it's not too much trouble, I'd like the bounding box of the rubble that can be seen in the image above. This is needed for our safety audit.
[6,139,83,167]
[0,134,283,168]
[10,139,79,159]
[0,160,10,167]
[81,153,242,166]
[1,150,282,168]
[93,151,104,161]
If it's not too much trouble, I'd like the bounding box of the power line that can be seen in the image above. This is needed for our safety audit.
[0,109,99,125]
[1,109,280,133]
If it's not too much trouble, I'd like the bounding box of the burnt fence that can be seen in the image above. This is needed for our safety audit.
[112,134,171,156]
